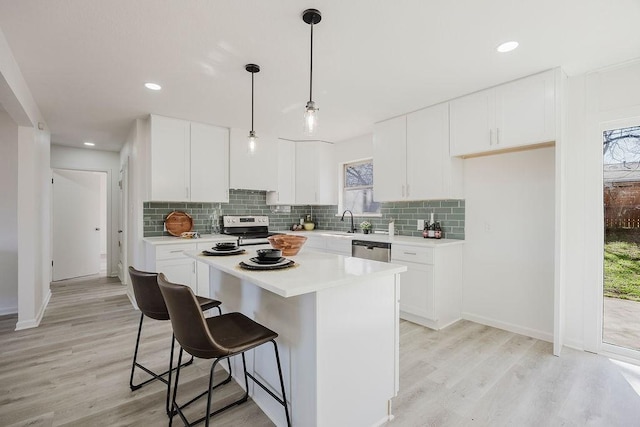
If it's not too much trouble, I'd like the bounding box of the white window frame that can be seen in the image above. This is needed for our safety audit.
[337,157,382,217]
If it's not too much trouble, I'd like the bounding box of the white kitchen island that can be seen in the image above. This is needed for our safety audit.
[184,246,407,427]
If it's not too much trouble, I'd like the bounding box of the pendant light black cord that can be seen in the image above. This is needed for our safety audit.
[309,22,314,103]
[251,71,255,132]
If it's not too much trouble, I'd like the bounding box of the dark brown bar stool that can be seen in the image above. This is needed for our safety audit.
[157,273,291,427]
[128,266,228,416]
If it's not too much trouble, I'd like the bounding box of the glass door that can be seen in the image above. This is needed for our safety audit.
[603,124,640,353]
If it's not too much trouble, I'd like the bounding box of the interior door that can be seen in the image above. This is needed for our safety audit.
[52,169,101,281]
[118,159,128,284]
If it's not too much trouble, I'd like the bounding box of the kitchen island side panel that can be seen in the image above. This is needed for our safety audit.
[208,267,317,427]
[315,275,399,427]
[208,266,400,427]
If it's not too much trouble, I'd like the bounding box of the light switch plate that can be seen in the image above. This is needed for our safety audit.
[417,219,424,230]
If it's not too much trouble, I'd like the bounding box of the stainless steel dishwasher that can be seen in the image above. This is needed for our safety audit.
[351,239,391,262]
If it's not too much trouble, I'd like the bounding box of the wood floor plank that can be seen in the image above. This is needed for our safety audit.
[2,276,640,426]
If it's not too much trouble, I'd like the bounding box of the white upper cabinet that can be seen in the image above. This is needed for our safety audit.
[449,89,494,157]
[149,115,229,202]
[150,115,190,201]
[266,139,296,205]
[295,141,337,205]
[407,103,463,200]
[373,116,407,202]
[190,122,229,202]
[495,70,556,149]
[229,128,278,191]
[450,69,556,157]
[374,103,463,202]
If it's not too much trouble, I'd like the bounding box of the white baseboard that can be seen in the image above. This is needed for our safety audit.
[126,289,139,310]
[15,289,51,331]
[0,306,17,316]
[462,311,553,342]
[563,338,584,352]
[400,311,462,331]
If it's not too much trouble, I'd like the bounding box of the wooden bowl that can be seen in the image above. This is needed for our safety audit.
[267,234,308,256]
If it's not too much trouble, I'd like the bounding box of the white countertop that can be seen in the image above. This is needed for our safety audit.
[289,230,465,248]
[144,231,463,248]
[144,234,237,245]
[184,245,407,298]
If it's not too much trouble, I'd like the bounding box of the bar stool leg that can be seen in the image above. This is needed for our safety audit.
[129,313,145,391]
[272,340,292,427]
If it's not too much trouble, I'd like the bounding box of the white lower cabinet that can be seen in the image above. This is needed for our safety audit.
[157,257,197,292]
[392,243,463,330]
[144,239,233,299]
[300,234,352,256]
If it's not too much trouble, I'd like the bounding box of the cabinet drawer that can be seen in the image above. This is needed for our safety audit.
[156,243,196,260]
[392,245,433,264]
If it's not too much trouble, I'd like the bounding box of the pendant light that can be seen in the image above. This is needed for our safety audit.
[245,63,260,154]
[302,8,321,136]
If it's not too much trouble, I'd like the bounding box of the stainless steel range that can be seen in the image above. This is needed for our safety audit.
[222,215,282,246]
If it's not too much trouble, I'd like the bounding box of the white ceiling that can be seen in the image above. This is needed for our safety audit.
[0,0,639,152]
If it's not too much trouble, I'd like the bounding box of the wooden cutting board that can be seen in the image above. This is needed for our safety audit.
[165,211,193,236]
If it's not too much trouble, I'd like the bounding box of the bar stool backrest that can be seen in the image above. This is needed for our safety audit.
[157,273,226,359]
[128,266,169,321]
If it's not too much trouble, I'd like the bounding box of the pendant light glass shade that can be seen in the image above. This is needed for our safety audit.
[248,130,257,154]
[304,101,319,135]
[245,64,260,154]
[302,9,321,136]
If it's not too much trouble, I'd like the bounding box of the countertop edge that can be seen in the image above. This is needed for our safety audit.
[184,250,407,298]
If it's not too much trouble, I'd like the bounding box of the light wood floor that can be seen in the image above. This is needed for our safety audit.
[2,276,640,426]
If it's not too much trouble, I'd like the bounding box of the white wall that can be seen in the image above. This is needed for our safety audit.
[334,133,373,164]
[50,145,120,276]
[563,59,640,351]
[0,109,18,314]
[0,24,51,330]
[119,118,148,303]
[16,126,51,330]
[462,146,556,341]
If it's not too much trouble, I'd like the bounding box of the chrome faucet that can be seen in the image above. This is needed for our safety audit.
[341,210,356,233]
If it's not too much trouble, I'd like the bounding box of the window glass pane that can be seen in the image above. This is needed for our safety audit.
[342,158,380,215]
[345,161,373,188]
[343,188,380,215]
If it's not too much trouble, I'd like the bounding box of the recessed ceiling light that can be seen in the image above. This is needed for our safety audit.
[497,41,519,53]
[84,142,95,146]
[144,82,162,91]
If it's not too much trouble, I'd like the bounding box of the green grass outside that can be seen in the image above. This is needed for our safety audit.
[605,229,640,301]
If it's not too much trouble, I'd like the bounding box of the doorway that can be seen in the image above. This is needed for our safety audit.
[52,169,107,281]
[602,122,640,356]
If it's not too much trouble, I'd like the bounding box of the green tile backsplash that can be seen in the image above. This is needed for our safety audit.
[143,189,465,239]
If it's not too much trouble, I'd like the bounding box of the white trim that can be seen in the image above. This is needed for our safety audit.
[126,289,139,310]
[0,306,18,316]
[15,288,51,330]
[600,343,640,366]
[597,116,640,357]
[462,312,553,343]
[338,157,381,216]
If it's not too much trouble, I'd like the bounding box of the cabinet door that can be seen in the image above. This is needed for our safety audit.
[229,128,278,191]
[315,141,337,205]
[195,242,211,298]
[295,142,319,204]
[156,258,197,293]
[373,116,407,201]
[397,260,435,320]
[449,89,494,157]
[190,122,229,202]
[267,139,296,205]
[495,70,556,150]
[150,115,190,201]
[406,104,449,200]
